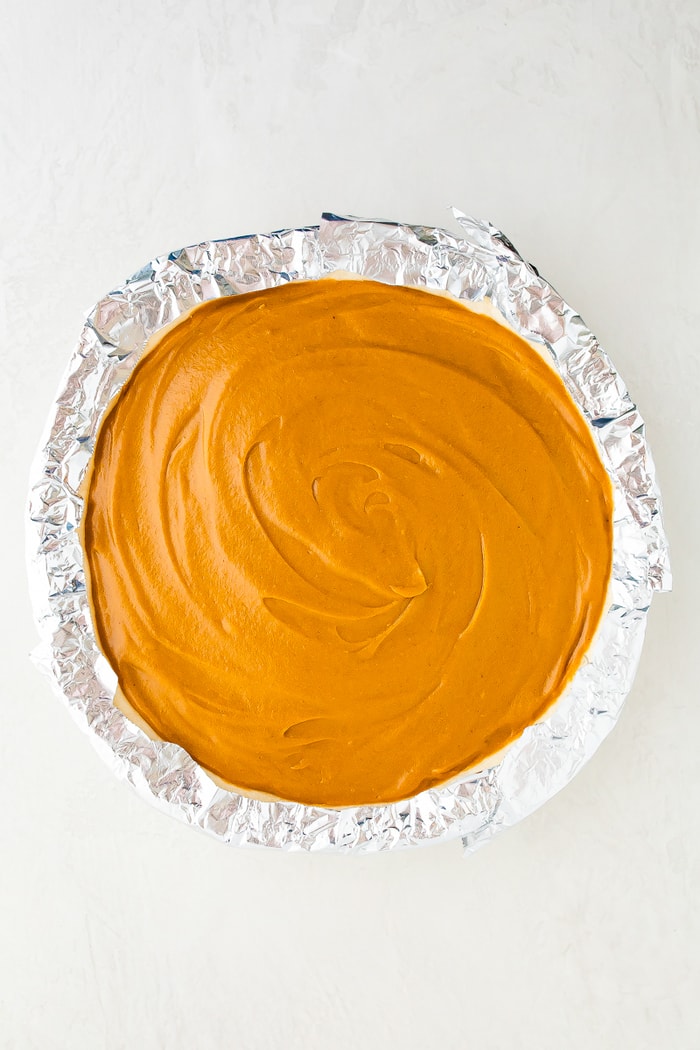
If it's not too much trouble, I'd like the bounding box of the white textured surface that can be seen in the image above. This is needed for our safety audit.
[1,2,697,1048]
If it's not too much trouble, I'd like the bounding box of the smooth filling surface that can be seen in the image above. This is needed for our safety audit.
[84,278,613,807]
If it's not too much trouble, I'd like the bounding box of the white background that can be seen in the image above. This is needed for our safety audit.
[1,2,697,1048]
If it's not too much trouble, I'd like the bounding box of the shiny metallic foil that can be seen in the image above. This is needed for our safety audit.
[26,212,671,853]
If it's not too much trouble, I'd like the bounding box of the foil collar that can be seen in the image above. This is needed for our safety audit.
[27,211,671,853]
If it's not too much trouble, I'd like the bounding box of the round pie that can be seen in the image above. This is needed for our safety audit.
[83,276,613,807]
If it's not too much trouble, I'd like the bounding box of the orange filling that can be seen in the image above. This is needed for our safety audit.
[84,278,613,807]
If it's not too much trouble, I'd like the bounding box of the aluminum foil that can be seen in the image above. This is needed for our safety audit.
[26,211,671,854]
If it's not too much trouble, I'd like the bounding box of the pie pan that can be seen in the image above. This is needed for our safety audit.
[27,211,671,852]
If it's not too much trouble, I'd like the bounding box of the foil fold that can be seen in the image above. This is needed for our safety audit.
[27,211,670,853]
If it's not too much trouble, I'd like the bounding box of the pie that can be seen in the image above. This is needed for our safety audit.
[83,276,613,807]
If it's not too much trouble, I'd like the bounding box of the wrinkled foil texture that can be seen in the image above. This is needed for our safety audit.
[27,211,671,854]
